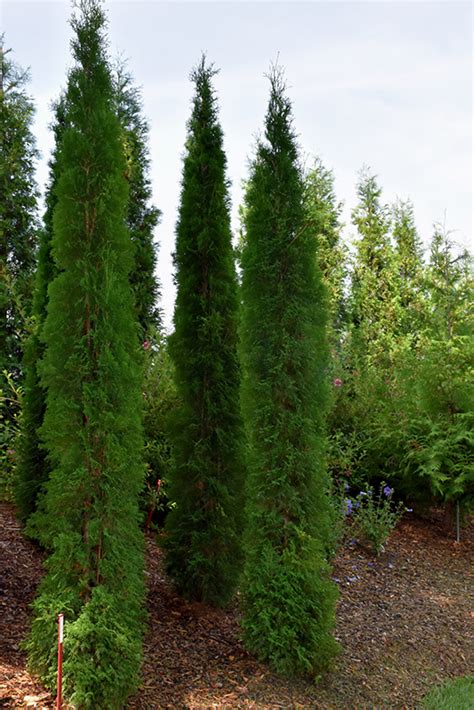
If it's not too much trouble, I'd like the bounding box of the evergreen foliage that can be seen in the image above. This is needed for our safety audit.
[14,96,67,521]
[391,198,425,339]
[142,330,178,528]
[391,228,474,506]
[26,3,145,706]
[239,68,338,676]
[303,158,345,341]
[0,37,39,382]
[349,168,394,365]
[113,63,161,339]
[164,57,244,607]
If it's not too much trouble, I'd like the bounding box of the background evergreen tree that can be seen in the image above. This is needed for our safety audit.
[303,158,345,343]
[397,228,473,506]
[239,68,338,676]
[0,37,39,382]
[164,57,244,607]
[26,3,145,706]
[391,198,425,339]
[349,168,394,367]
[0,38,39,493]
[14,96,67,521]
[113,62,161,339]
[333,169,396,484]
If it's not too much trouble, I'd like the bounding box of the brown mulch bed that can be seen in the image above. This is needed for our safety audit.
[0,501,472,709]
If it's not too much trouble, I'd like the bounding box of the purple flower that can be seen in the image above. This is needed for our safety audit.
[406,507,413,513]
[345,498,353,515]
[354,500,361,509]
[383,485,394,497]
[333,378,343,387]
[344,482,350,492]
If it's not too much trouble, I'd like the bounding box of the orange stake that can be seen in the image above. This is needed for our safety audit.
[56,613,64,709]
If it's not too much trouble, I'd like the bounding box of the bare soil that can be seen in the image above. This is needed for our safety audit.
[0,502,472,709]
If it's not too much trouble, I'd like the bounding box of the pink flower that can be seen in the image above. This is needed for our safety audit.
[142,340,151,351]
[333,378,343,387]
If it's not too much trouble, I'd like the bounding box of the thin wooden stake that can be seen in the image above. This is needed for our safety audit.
[56,613,64,710]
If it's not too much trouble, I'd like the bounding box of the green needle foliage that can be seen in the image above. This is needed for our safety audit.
[26,3,145,706]
[393,227,474,506]
[15,96,67,521]
[391,198,425,340]
[239,68,338,676]
[0,37,39,382]
[164,57,244,607]
[113,63,161,339]
[17,63,161,522]
[303,158,345,343]
[349,168,394,368]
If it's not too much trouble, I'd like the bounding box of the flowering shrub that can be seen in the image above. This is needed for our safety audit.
[348,482,409,555]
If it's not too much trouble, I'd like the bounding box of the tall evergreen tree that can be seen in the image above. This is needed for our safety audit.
[390,227,473,506]
[239,68,338,676]
[113,63,161,339]
[26,3,145,706]
[0,37,39,379]
[349,168,394,365]
[391,198,425,340]
[303,158,345,342]
[14,96,67,521]
[339,170,395,463]
[164,57,243,607]
[16,64,160,522]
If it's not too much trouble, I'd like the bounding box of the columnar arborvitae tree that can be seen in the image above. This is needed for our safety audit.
[339,170,395,471]
[17,64,161,521]
[0,37,39,378]
[164,57,243,607]
[26,3,145,706]
[391,198,425,339]
[113,63,161,339]
[239,68,338,676]
[349,168,394,366]
[303,158,345,342]
[14,96,67,521]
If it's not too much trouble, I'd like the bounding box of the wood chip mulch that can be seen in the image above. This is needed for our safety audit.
[0,502,472,709]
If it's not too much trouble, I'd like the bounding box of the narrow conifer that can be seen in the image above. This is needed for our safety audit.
[0,37,39,379]
[303,158,346,345]
[391,198,425,338]
[164,57,243,607]
[349,168,394,363]
[239,69,338,675]
[14,96,67,521]
[17,64,160,522]
[113,64,161,338]
[27,3,144,706]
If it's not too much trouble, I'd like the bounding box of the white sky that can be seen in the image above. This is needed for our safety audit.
[2,0,473,329]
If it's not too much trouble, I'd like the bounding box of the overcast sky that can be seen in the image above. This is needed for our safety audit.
[2,0,472,328]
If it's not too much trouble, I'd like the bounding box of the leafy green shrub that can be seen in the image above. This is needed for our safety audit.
[0,370,22,501]
[327,429,369,492]
[142,333,177,529]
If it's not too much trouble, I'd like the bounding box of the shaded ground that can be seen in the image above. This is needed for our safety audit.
[0,502,472,709]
